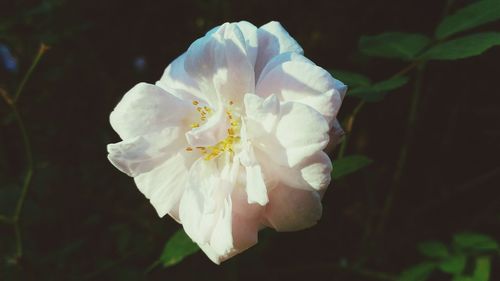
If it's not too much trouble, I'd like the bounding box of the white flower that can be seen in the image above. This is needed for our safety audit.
[107,21,346,264]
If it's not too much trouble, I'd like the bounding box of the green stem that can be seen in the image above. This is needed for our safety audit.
[0,43,48,260]
[145,260,161,274]
[12,105,34,222]
[376,62,426,235]
[337,61,419,159]
[0,214,13,224]
[13,43,50,103]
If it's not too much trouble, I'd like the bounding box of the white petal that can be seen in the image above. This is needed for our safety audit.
[107,126,183,177]
[255,21,303,78]
[275,101,329,166]
[179,159,241,263]
[184,23,254,104]
[133,152,192,217]
[254,101,329,167]
[156,54,205,102]
[244,165,268,205]
[272,151,332,191]
[239,141,268,206]
[185,106,229,147]
[264,185,322,232]
[236,21,258,67]
[209,197,233,257]
[256,60,344,125]
[244,93,280,136]
[257,51,313,84]
[179,159,233,243]
[110,83,190,140]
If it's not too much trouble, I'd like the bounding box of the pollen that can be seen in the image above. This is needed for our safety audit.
[185,100,241,160]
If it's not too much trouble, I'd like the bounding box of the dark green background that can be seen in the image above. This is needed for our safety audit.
[1,0,499,280]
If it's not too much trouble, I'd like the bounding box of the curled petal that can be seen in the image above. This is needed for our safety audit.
[156,54,205,102]
[185,106,229,147]
[264,185,322,232]
[245,94,329,167]
[257,51,313,84]
[256,60,346,125]
[255,21,303,77]
[134,152,193,217]
[239,138,268,205]
[107,127,184,177]
[272,151,332,191]
[184,23,255,104]
[110,83,190,140]
[235,21,258,68]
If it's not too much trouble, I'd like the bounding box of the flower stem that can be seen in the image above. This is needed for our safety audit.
[337,61,420,159]
[13,43,50,103]
[0,214,13,224]
[0,43,48,261]
[376,62,426,235]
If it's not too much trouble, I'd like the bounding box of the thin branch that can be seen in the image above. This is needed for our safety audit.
[0,214,13,224]
[13,43,50,103]
[337,62,420,159]
[11,105,33,222]
[376,62,426,235]
[0,43,49,260]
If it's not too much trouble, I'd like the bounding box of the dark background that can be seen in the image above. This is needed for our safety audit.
[1,0,499,280]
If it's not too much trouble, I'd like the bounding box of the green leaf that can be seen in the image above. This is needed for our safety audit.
[439,255,467,274]
[330,70,371,87]
[453,233,499,253]
[420,32,500,60]
[435,0,500,39]
[332,155,373,180]
[472,256,491,281]
[399,262,436,281]
[418,241,449,258]
[453,276,474,281]
[359,32,431,60]
[349,76,409,102]
[159,229,199,267]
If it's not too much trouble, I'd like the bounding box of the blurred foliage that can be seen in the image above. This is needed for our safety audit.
[399,233,499,281]
[1,0,500,280]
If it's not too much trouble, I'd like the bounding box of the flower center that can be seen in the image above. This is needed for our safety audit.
[186,100,241,160]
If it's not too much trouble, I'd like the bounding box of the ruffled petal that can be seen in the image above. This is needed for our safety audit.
[274,101,330,166]
[239,138,268,205]
[255,21,303,78]
[179,159,236,256]
[230,187,263,260]
[257,51,313,84]
[107,126,184,177]
[256,60,345,125]
[133,152,193,217]
[235,21,258,68]
[264,185,322,232]
[185,105,229,147]
[110,83,190,140]
[156,54,205,102]
[244,93,280,137]
[184,23,255,104]
[269,151,332,191]
[246,95,329,167]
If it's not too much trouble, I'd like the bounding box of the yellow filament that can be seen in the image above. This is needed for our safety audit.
[186,100,240,160]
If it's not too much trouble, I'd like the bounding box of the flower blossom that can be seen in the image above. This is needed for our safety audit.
[107,21,346,264]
